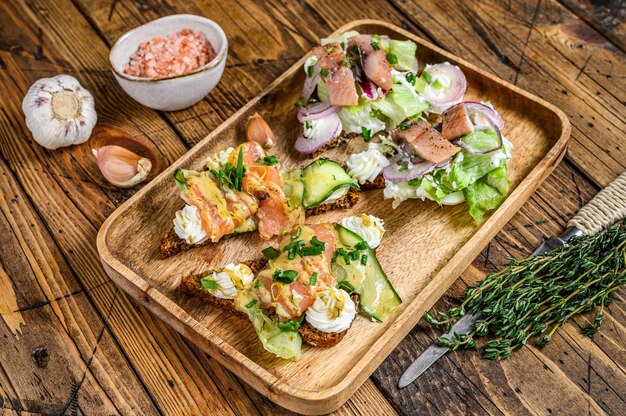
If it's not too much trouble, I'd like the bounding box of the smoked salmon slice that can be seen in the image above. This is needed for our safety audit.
[392,120,461,163]
[313,43,359,107]
[441,103,474,140]
[348,35,393,90]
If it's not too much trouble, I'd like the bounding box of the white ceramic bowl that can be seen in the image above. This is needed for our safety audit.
[109,15,227,111]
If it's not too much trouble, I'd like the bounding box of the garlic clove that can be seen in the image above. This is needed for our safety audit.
[93,145,152,188]
[246,113,275,149]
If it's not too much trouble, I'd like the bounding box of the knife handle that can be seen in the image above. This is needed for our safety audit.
[568,171,626,235]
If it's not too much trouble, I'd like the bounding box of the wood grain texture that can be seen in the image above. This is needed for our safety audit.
[0,0,623,415]
[98,20,569,414]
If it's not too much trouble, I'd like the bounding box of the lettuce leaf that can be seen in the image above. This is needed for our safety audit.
[389,40,417,71]
[372,84,429,128]
[338,103,386,135]
[449,130,507,189]
[243,302,301,360]
[463,165,511,221]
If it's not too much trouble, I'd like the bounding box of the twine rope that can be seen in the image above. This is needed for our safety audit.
[568,171,626,235]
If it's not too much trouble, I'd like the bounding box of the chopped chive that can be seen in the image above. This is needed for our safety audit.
[262,246,280,260]
[386,53,398,65]
[200,278,217,289]
[310,272,318,286]
[307,65,314,78]
[340,60,350,68]
[273,269,298,283]
[406,72,416,85]
[277,319,300,332]
[371,41,380,51]
[256,155,278,166]
[325,45,334,53]
[253,279,263,288]
[355,241,369,250]
[295,98,304,108]
[361,254,368,265]
[361,127,372,142]
[245,299,257,308]
[291,226,302,240]
[320,68,330,77]
[305,120,312,129]
[432,79,443,90]
[370,108,381,118]
[422,70,432,84]
[340,41,345,49]
[337,280,357,294]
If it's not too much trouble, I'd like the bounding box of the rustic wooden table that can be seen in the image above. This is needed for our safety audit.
[0,0,624,415]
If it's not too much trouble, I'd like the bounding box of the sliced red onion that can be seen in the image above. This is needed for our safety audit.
[297,102,339,123]
[422,63,467,113]
[301,73,319,103]
[464,101,504,129]
[294,112,342,154]
[359,79,387,100]
[383,155,436,182]
[453,117,503,156]
[434,158,452,169]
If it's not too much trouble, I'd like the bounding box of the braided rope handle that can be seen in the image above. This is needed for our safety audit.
[568,171,626,235]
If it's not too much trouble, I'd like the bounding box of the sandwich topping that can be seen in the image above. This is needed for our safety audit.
[305,287,357,333]
[200,263,254,299]
[173,204,208,245]
[339,214,385,249]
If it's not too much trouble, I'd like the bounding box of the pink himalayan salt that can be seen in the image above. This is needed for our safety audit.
[123,28,216,79]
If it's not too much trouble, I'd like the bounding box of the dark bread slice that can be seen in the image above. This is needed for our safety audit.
[161,188,360,258]
[359,173,385,191]
[179,258,356,348]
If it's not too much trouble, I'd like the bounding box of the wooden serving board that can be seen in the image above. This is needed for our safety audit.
[97,20,570,414]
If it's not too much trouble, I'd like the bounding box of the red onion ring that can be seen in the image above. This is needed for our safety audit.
[294,112,342,154]
[463,101,504,129]
[383,155,436,182]
[359,79,387,100]
[421,63,467,113]
[297,102,340,123]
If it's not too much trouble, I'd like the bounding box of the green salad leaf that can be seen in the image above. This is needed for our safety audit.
[463,165,511,221]
[243,302,301,360]
[389,40,417,70]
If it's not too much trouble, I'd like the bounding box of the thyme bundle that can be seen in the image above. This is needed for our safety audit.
[425,221,626,360]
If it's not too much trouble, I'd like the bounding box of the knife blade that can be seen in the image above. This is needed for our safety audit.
[398,171,626,389]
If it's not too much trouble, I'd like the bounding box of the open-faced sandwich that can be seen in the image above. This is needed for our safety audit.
[295,31,512,220]
[180,213,400,360]
[160,114,360,257]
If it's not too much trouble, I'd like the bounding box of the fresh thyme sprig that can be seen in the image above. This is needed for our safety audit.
[210,148,245,191]
[425,221,626,360]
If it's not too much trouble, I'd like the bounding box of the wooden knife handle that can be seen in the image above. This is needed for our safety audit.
[568,171,626,235]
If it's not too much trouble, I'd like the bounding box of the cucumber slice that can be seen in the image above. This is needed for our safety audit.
[333,224,402,322]
[281,168,304,208]
[302,159,358,209]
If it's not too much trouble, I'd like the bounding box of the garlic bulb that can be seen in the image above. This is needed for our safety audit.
[246,113,275,148]
[93,145,152,188]
[22,75,97,150]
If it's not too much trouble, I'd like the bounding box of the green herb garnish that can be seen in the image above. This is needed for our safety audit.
[253,279,263,288]
[361,127,372,142]
[320,68,330,77]
[370,108,382,118]
[278,319,300,332]
[245,299,257,308]
[340,60,350,68]
[200,278,217,289]
[432,79,443,90]
[295,98,304,108]
[355,241,369,251]
[406,72,416,85]
[307,65,314,78]
[422,70,432,84]
[310,272,318,286]
[371,41,380,51]
[360,254,368,265]
[399,123,411,131]
[210,148,245,191]
[291,226,302,240]
[337,280,357,294]
[273,269,298,283]
[262,246,280,260]
[425,222,626,360]
[256,155,278,166]
[305,120,312,129]
[386,53,398,65]
[173,169,188,190]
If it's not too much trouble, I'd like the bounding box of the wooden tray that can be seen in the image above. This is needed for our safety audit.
[97,20,570,414]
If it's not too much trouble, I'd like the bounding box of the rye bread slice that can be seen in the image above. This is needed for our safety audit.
[160,187,360,258]
[179,258,357,348]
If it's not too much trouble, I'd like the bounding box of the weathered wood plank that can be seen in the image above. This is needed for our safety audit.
[387,0,625,188]
[0,159,157,415]
[559,0,626,51]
